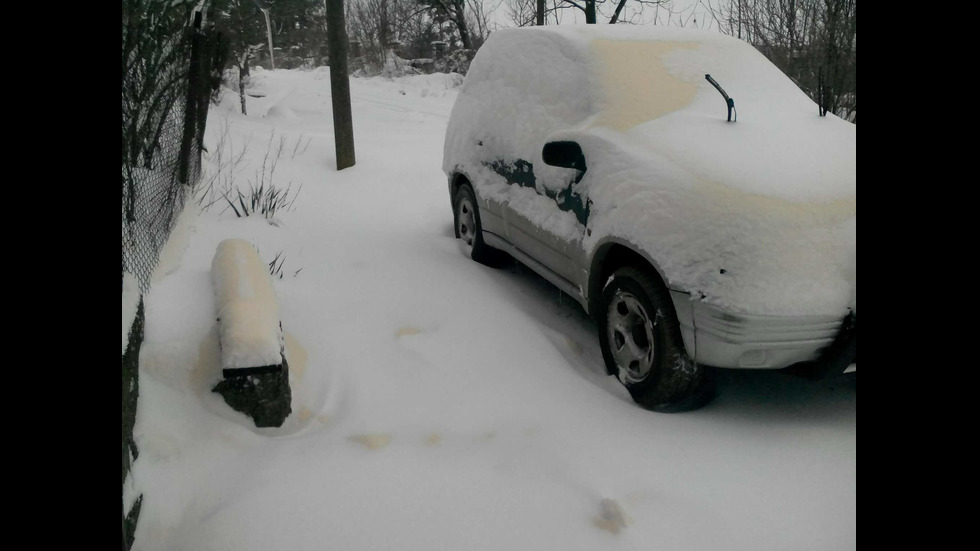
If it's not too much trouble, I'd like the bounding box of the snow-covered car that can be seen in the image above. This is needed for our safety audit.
[443,26,856,412]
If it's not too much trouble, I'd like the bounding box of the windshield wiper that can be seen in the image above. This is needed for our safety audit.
[705,74,736,122]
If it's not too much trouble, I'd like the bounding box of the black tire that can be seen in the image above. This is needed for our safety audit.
[598,267,715,412]
[453,183,504,266]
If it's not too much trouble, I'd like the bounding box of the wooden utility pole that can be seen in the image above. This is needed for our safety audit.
[325,0,356,170]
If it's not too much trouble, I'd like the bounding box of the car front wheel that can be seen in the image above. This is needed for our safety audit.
[598,267,715,412]
[453,183,502,266]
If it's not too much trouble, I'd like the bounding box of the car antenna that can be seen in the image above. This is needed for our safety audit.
[704,74,736,122]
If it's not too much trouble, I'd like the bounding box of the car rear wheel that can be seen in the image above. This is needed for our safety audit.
[454,183,503,266]
[598,267,715,412]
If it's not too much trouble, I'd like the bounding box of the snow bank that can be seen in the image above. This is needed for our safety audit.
[132,68,855,551]
[444,26,856,316]
[355,71,464,100]
[211,239,283,369]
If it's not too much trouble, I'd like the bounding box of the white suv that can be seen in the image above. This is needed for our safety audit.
[443,26,856,411]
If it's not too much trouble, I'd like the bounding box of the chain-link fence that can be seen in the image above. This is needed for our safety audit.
[122,3,226,549]
[123,8,224,292]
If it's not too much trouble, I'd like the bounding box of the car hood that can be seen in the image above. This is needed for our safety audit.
[630,111,856,204]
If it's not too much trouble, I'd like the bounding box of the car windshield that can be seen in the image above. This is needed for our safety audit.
[590,40,703,130]
[585,37,812,131]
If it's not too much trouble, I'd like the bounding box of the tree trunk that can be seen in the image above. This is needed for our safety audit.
[325,0,355,170]
[585,0,596,23]
[609,0,628,23]
[453,3,472,49]
[537,0,544,25]
[239,51,249,115]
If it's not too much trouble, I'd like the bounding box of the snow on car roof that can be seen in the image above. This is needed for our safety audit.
[461,26,855,204]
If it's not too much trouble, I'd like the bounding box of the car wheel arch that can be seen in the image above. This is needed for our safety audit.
[450,171,471,204]
[587,241,675,320]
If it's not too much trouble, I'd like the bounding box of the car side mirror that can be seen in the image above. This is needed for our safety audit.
[542,141,587,173]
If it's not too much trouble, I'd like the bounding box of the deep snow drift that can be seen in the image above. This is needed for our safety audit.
[128,66,855,551]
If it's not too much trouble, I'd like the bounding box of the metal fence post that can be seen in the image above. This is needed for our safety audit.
[179,11,203,185]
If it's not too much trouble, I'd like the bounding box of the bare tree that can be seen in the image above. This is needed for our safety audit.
[210,0,267,114]
[340,0,499,75]
[418,0,474,49]
[548,0,671,25]
[347,0,399,68]
[466,0,502,47]
[343,0,501,63]
[509,0,564,25]
[563,0,597,23]
[122,0,194,176]
[507,0,542,26]
[817,0,856,121]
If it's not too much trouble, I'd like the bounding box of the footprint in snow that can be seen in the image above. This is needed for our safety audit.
[396,326,421,338]
[564,336,582,355]
[594,498,633,535]
[348,433,392,450]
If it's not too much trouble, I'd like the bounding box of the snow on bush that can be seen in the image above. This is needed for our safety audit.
[444,26,856,316]
[211,239,284,370]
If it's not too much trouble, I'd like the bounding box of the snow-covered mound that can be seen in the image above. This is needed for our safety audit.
[211,239,283,370]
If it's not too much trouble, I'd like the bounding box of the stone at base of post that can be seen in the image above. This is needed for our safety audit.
[213,358,292,428]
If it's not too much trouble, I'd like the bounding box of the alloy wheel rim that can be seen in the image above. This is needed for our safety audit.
[457,197,475,245]
[606,290,656,383]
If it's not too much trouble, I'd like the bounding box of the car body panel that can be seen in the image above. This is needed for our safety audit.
[691,300,843,368]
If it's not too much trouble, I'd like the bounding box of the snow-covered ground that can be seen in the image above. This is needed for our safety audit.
[129,67,855,551]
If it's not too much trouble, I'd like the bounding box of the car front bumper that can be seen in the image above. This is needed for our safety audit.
[671,291,855,372]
